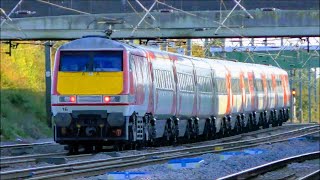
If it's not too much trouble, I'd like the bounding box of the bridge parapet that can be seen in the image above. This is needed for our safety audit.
[1,10,319,40]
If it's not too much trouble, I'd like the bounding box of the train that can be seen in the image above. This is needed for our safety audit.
[51,36,290,153]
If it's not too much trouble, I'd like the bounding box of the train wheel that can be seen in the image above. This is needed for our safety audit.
[68,144,79,155]
[240,114,245,132]
[163,118,173,146]
[185,118,194,142]
[173,117,180,144]
[221,119,228,137]
[147,116,157,145]
[278,112,283,126]
[273,110,279,127]
[263,113,269,129]
[203,118,212,140]
[95,145,103,152]
[128,114,137,144]
[84,145,93,153]
[193,117,200,140]
[247,115,252,132]
[234,115,242,135]
[211,116,217,139]
[235,118,241,135]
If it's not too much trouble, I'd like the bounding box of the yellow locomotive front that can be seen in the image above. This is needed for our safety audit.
[51,37,132,150]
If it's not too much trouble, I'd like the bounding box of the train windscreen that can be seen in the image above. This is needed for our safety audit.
[59,51,123,72]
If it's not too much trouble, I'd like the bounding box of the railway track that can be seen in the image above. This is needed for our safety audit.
[183,123,316,147]
[0,153,93,169]
[0,141,56,150]
[0,124,318,180]
[299,170,320,180]
[0,123,313,169]
[0,141,60,157]
[217,151,320,180]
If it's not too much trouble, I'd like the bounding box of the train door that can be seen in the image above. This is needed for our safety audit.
[130,54,150,113]
[271,74,278,109]
[239,71,246,113]
[175,58,195,117]
[261,73,268,110]
[281,74,289,108]
[248,72,256,111]
[151,54,175,117]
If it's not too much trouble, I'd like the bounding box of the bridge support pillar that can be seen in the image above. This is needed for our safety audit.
[187,39,192,56]
[45,41,53,127]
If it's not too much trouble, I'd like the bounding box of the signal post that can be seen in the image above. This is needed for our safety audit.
[291,88,297,122]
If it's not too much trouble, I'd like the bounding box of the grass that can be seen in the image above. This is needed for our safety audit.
[0,43,52,141]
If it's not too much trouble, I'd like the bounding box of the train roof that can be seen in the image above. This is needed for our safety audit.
[59,37,132,50]
[59,37,286,75]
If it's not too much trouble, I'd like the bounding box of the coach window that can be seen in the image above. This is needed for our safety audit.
[93,51,123,72]
[158,70,162,88]
[183,74,187,91]
[216,78,226,95]
[188,75,194,92]
[185,74,189,91]
[155,69,160,88]
[163,71,168,89]
[244,78,249,93]
[159,70,164,89]
[59,51,90,72]
[277,80,283,92]
[166,71,171,89]
[267,80,272,93]
[181,74,186,91]
[168,72,173,89]
[163,70,167,89]
[197,76,202,92]
[212,78,217,95]
[204,77,213,92]
[164,71,168,89]
[231,78,240,95]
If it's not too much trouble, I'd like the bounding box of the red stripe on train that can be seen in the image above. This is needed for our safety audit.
[52,103,131,106]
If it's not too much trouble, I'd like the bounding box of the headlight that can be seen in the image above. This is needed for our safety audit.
[59,96,76,103]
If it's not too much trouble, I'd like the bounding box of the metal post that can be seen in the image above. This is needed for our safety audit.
[314,68,318,122]
[299,69,303,123]
[45,41,52,127]
[289,70,294,122]
[250,38,254,46]
[314,68,317,107]
[204,38,210,57]
[308,68,312,123]
[187,39,192,56]
[161,39,168,51]
[222,38,226,58]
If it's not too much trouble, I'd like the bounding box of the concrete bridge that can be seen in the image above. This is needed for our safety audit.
[1,10,319,40]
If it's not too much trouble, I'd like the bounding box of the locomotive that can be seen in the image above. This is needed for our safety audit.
[51,37,290,153]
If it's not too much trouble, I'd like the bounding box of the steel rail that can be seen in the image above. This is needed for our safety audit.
[0,125,317,180]
[27,130,320,180]
[299,169,320,180]
[184,123,313,147]
[217,151,320,180]
[0,153,93,168]
[0,125,284,168]
[0,152,66,161]
[0,141,55,149]
[0,124,298,168]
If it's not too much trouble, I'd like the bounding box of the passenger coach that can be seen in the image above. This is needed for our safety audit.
[51,37,290,152]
